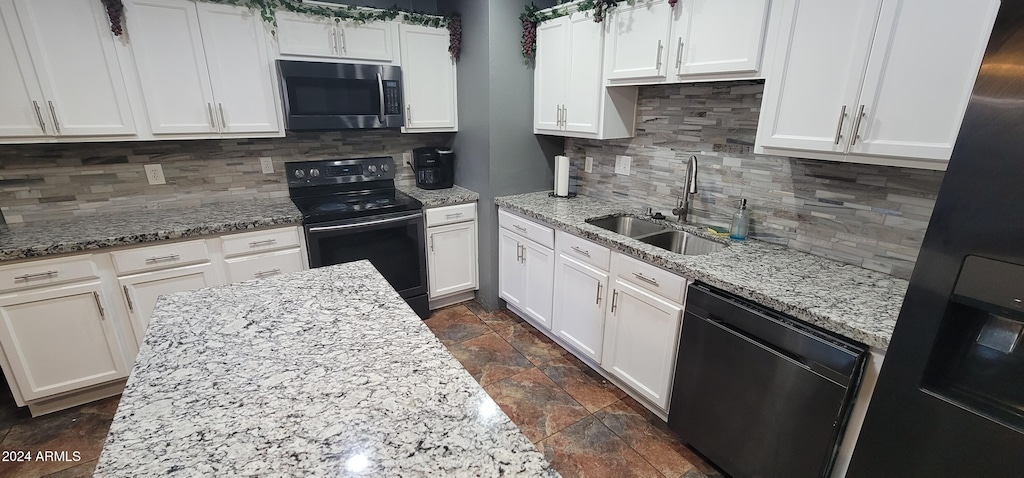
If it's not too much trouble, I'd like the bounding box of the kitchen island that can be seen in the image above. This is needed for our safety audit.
[93,261,555,477]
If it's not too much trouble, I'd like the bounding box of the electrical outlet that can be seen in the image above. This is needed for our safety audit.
[403,152,412,168]
[144,164,166,185]
[260,157,274,174]
[614,155,631,175]
[585,156,594,173]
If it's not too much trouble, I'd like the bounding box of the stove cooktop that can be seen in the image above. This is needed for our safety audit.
[291,189,422,224]
[286,157,422,224]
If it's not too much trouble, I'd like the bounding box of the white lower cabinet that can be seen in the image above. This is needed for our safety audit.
[552,254,608,362]
[0,281,128,401]
[499,228,527,310]
[119,263,217,345]
[602,277,684,410]
[498,211,555,329]
[425,203,479,305]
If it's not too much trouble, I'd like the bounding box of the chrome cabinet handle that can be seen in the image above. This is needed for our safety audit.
[833,105,848,145]
[249,239,277,247]
[218,103,226,129]
[596,282,602,305]
[338,29,346,54]
[208,103,216,129]
[656,40,663,70]
[329,29,337,54]
[430,234,435,252]
[562,105,567,126]
[145,254,180,264]
[512,224,528,233]
[571,246,590,257]
[611,289,618,313]
[675,37,684,69]
[516,243,522,263]
[32,100,46,133]
[14,270,57,282]
[254,268,281,278]
[406,104,412,127]
[521,245,526,264]
[851,104,866,146]
[47,101,60,134]
[555,105,560,127]
[444,212,464,219]
[633,272,659,286]
[93,292,105,319]
[123,285,134,312]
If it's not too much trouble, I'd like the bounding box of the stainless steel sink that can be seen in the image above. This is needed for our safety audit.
[586,215,666,238]
[639,230,726,256]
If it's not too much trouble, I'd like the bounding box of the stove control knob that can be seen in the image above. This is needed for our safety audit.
[368,165,378,173]
[309,168,320,178]
[294,169,304,179]
[381,164,389,173]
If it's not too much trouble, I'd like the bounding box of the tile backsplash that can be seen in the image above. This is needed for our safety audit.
[0,130,452,224]
[568,81,944,279]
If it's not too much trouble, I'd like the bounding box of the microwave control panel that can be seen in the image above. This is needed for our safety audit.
[383,80,402,115]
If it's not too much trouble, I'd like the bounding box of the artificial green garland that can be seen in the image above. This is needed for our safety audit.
[521,0,644,60]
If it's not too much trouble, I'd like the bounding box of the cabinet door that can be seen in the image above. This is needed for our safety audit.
[337,21,395,62]
[849,0,998,161]
[564,13,603,134]
[533,16,568,133]
[428,221,478,298]
[757,0,883,153]
[552,254,608,362]
[522,240,555,330]
[673,0,769,76]
[125,0,218,135]
[14,0,136,136]
[276,11,337,58]
[0,282,128,401]
[602,278,683,410]
[0,1,47,138]
[605,0,674,81]
[196,2,281,135]
[399,24,457,131]
[119,263,216,346]
[498,229,526,309]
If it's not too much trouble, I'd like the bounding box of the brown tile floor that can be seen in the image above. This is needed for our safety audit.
[0,300,721,478]
[427,302,724,478]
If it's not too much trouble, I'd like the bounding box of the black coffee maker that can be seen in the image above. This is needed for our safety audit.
[413,147,454,190]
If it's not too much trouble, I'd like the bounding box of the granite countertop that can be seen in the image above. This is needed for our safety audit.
[399,185,480,207]
[0,197,302,262]
[94,261,556,477]
[495,191,908,349]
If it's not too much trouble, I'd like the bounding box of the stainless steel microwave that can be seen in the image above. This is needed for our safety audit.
[277,60,404,130]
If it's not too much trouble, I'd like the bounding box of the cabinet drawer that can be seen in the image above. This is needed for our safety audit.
[425,203,476,227]
[613,253,687,304]
[499,209,554,249]
[0,256,98,293]
[556,230,610,271]
[221,227,301,258]
[224,248,303,283]
[111,240,210,276]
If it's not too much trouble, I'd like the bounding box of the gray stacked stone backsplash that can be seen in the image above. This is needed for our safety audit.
[567,81,944,279]
[0,130,453,224]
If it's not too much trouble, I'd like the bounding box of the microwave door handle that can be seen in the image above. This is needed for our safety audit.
[377,72,386,123]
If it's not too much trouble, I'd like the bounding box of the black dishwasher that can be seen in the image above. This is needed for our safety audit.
[668,283,867,478]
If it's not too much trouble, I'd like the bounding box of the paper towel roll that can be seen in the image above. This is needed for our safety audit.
[554,155,570,197]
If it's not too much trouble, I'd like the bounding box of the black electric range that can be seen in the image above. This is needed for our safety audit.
[287,157,429,318]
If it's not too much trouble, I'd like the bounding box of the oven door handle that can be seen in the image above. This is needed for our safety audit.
[377,72,386,123]
[308,212,421,233]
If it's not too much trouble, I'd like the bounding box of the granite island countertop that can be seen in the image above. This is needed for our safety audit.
[94,261,556,477]
[495,191,908,349]
[0,197,302,262]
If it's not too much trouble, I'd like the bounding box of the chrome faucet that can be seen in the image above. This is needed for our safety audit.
[671,155,698,223]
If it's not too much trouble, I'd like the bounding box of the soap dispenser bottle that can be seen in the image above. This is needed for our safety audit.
[730,199,750,241]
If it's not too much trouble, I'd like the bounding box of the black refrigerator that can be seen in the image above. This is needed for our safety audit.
[847,3,1024,477]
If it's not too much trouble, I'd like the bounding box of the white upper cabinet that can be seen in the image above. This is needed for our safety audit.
[0,0,136,139]
[671,0,770,77]
[848,0,999,161]
[276,11,396,62]
[757,0,998,169]
[196,2,280,135]
[564,12,604,134]
[125,0,281,138]
[533,16,568,134]
[605,0,674,82]
[399,24,457,132]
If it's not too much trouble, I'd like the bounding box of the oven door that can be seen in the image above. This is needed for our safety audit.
[278,61,403,130]
[305,211,427,300]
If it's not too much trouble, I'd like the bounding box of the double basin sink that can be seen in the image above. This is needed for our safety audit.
[586,215,726,256]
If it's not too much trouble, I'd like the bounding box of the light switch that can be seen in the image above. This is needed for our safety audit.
[614,155,631,175]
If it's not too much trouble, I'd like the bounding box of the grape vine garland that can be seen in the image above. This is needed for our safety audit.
[98,0,462,61]
[522,0,681,61]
